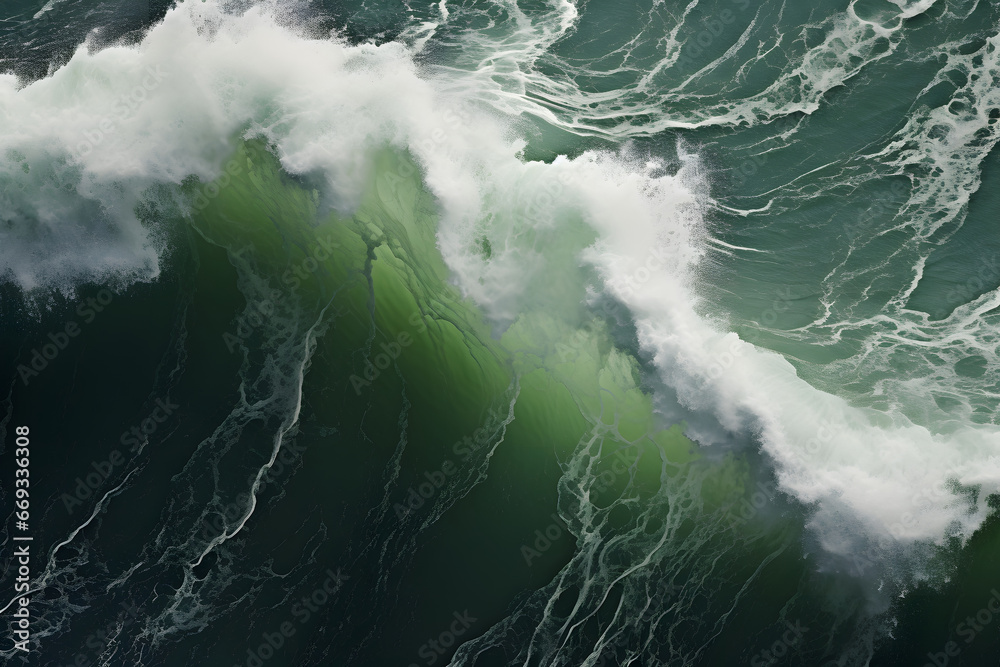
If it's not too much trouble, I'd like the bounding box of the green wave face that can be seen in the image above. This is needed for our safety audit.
[173,138,834,664]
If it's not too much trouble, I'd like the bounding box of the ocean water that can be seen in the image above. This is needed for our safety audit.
[2,0,1000,665]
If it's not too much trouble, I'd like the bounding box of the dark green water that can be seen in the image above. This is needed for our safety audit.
[2,1,1000,666]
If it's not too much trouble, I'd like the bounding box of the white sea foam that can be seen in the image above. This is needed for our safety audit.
[570,156,1000,549]
[449,136,1000,552]
[422,0,940,136]
[0,0,498,292]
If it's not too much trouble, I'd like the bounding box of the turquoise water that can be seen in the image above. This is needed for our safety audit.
[2,0,1000,665]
